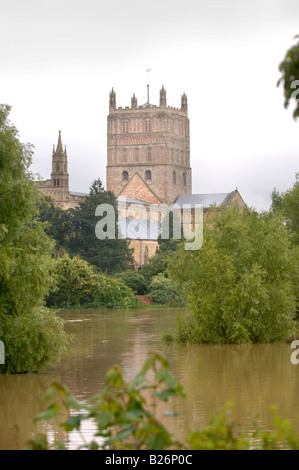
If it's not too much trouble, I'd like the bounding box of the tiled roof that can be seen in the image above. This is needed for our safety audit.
[172,192,236,209]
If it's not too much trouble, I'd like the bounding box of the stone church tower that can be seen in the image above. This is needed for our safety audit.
[36,131,86,209]
[106,86,192,206]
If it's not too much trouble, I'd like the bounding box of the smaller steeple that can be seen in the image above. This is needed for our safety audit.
[160,85,167,107]
[51,131,69,190]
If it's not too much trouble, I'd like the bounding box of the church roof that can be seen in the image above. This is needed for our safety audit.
[118,218,161,240]
[173,191,238,209]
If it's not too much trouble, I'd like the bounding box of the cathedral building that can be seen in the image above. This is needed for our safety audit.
[36,84,245,267]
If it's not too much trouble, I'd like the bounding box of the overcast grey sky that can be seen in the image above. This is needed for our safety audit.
[1,0,298,210]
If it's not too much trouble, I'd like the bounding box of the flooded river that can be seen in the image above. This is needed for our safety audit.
[1,307,299,449]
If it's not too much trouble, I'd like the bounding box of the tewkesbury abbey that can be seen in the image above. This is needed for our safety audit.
[37,84,245,267]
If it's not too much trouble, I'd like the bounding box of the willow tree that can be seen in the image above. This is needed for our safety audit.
[168,206,298,344]
[0,105,69,373]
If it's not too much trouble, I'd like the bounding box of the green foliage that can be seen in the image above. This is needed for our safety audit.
[187,403,299,450]
[26,351,185,450]
[46,255,140,309]
[277,35,299,119]
[35,194,72,252]
[0,308,69,373]
[271,173,299,246]
[26,353,299,450]
[157,209,183,253]
[115,271,148,295]
[147,273,184,306]
[66,178,134,274]
[0,104,69,373]
[139,250,169,282]
[169,206,298,344]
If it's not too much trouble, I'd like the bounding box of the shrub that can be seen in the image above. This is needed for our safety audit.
[46,255,140,309]
[0,308,69,373]
[169,207,299,343]
[115,271,148,295]
[147,273,184,306]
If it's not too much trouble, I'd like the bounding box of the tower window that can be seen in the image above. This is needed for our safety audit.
[122,171,129,181]
[183,172,186,186]
[173,171,176,185]
[56,163,59,172]
[122,120,129,133]
[145,119,151,133]
[147,148,152,162]
[145,170,152,181]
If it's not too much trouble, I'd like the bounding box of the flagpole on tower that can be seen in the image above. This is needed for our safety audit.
[146,68,151,103]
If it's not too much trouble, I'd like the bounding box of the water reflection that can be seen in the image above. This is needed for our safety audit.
[0,308,299,449]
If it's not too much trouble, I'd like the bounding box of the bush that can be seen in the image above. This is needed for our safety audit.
[0,308,69,374]
[169,206,299,343]
[115,271,148,295]
[147,273,184,306]
[46,255,140,309]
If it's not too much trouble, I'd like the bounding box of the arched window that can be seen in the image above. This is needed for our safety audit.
[145,170,152,181]
[145,119,151,133]
[54,179,56,187]
[57,179,60,187]
[144,246,149,264]
[147,147,152,162]
[122,120,129,133]
[56,163,59,172]
[183,172,186,186]
[122,170,129,181]
[173,171,176,184]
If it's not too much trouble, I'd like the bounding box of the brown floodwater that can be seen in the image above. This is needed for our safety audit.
[0,307,299,450]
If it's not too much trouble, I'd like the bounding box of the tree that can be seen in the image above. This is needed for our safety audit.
[66,178,134,274]
[271,173,299,246]
[0,104,69,373]
[35,194,72,252]
[277,35,299,119]
[157,209,183,253]
[168,206,298,344]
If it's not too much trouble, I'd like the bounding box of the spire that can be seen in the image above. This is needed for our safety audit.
[51,131,69,190]
[55,130,64,154]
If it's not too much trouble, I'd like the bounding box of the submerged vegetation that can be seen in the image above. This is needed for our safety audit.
[26,352,299,450]
[46,255,141,310]
[167,204,299,344]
